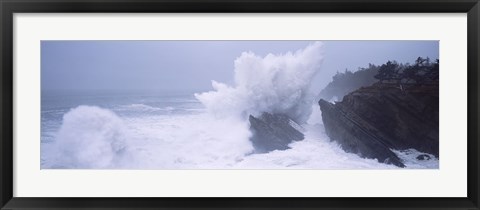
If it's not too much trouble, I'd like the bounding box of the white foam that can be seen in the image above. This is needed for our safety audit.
[116,103,173,112]
[120,113,255,169]
[306,103,323,125]
[393,149,439,169]
[41,41,438,169]
[195,42,324,123]
[234,124,398,169]
[45,106,129,168]
[43,105,438,169]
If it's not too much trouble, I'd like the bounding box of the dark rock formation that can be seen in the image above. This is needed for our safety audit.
[319,82,439,167]
[249,112,304,153]
[319,100,405,167]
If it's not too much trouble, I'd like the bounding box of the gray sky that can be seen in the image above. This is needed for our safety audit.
[41,41,439,93]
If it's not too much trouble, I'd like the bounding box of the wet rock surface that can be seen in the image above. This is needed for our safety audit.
[319,83,439,167]
[249,112,304,153]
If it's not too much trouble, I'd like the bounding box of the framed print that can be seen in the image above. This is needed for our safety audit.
[1,0,479,209]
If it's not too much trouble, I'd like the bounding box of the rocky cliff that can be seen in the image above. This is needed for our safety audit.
[249,112,304,153]
[319,82,439,167]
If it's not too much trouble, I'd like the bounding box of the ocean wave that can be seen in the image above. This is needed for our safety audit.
[43,105,254,169]
[116,104,175,112]
[195,42,324,123]
[44,106,129,169]
[40,41,438,170]
[42,105,439,169]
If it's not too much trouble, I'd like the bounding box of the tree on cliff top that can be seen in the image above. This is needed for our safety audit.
[319,57,439,100]
[374,61,400,82]
[402,57,439,84]
[374,57,438,84]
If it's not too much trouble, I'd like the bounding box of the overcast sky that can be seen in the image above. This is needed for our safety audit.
[41,40,439,93]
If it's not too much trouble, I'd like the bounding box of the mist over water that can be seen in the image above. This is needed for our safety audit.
[41,42,439,169]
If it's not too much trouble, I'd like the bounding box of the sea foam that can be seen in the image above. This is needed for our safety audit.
[42,42,438,169]
[44,104,438,169]
[195,42,324,123]
[47,106,128,168]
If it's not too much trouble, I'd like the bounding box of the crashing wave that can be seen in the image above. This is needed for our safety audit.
[195,42,324,123]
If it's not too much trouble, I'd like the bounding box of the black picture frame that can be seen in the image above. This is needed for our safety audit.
[1,0,479,209]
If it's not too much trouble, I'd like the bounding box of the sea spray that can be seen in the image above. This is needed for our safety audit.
[40,42,439,169]
[45,105,255,169]
[195,42,324,123]
[42,103,438,169]
[48,106,128,168]
[124,113,254,169]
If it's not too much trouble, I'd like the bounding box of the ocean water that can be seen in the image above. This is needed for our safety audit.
[40,90,438,169]
[41,42,438,169]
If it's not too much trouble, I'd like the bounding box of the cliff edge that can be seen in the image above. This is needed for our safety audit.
[319,82,439,167]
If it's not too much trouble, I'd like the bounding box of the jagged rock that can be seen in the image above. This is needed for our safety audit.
[319,100,405,167]
[319,82,439,167]
[249,112,304,153]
